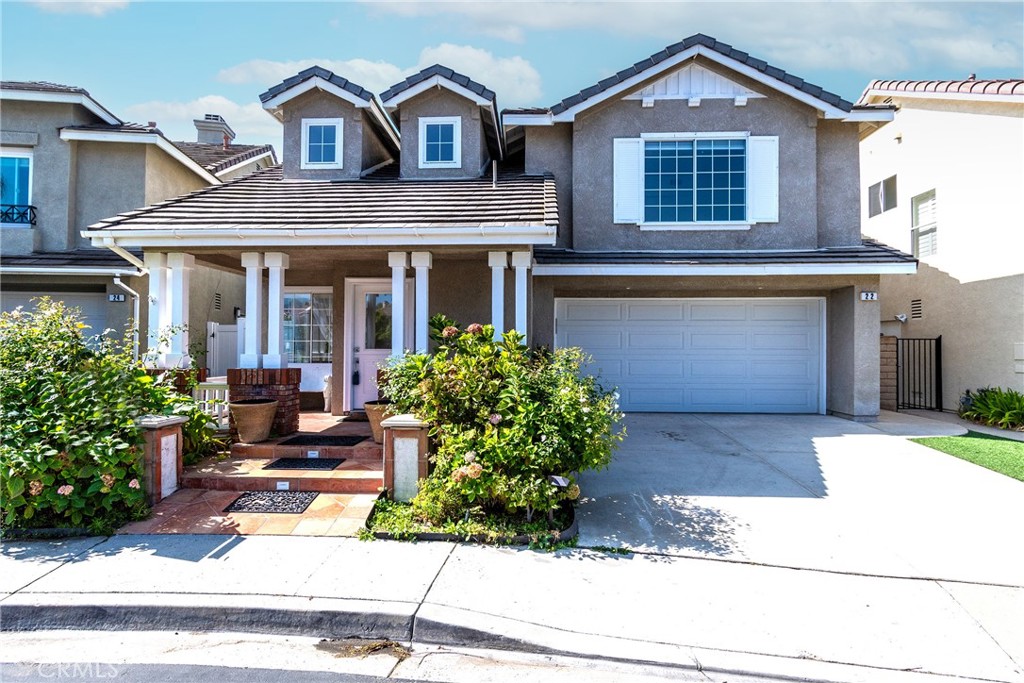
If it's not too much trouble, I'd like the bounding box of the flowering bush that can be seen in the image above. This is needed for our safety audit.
[0,299,214,534]
[381,314,624,524]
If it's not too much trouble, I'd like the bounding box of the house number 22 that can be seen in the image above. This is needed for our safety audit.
[860,291,878,301]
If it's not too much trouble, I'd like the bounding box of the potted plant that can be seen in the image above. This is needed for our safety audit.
[363,399,393,444]
[229,398,278,443]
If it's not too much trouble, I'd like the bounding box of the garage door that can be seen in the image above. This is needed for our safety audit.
[555,298,823,413]
[1,291,108,337]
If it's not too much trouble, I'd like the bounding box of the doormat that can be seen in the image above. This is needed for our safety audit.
[277,435,366,447]
[225,491,319,514]
[263,458,346,471]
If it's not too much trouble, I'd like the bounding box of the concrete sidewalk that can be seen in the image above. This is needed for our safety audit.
[2,534,1022,683]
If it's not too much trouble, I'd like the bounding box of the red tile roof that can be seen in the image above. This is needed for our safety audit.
[858,78,1023,104]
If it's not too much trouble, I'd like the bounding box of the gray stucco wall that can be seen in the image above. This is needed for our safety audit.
[525,124,573,248]
[826,284,880,419]
[0,101,94,254]
[397,89,485,179]
[815,120,861,247]
[73,141,147,248]
[144,145,206,208]
[571,93,819,251]
[280,91,363,181]
[880,265,1024,410]
[186,263,247,368]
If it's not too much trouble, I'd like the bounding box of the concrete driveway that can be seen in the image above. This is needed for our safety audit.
[578,412,1024,587]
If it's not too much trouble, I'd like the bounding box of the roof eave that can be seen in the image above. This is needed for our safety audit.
[59,128,221,185]
[0,88,121,125]
[261,76,372,121]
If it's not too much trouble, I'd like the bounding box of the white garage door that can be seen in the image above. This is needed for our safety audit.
[1,291,108,336]
[555,298,824,413]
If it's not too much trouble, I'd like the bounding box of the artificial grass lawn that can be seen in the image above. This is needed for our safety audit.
[912,431,1024,482]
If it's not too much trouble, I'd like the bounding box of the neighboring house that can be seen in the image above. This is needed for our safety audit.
[858,78,1024,410]
[0,82,275,369]
[81,35,913,420]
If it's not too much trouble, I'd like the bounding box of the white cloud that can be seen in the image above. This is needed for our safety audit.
[30,0,128,16]
[123,95,281,150]
[217,44,542,106]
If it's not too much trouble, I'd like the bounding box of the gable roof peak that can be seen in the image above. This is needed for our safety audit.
[380,63,496,105]
[259,65,373,105]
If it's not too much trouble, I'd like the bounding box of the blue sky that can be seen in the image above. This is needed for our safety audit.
[2,1,1022,151]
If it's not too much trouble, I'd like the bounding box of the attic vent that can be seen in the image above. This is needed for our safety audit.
[214,292,222,311]
[911,299,923,319]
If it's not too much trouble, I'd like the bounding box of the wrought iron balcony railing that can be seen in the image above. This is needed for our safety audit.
[0,204,37,226]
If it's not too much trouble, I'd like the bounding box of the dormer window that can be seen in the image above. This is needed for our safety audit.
[419,116,461,169]
[301,118,343,170]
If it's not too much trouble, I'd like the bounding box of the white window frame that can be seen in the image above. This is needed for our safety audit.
[282,286,333,364]
[0,147,34,228]
[637,131,751,230]
[418,116,462,169]
[300,118,344,170]
[911,189,937,258]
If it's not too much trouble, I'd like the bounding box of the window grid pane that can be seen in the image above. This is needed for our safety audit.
[307,125,337,165]
[643,140,744,223]
[424,123,455,163]
[283,293,332,363]
[1,157,30,205]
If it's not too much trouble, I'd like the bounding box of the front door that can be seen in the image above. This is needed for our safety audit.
[351,284,396,409]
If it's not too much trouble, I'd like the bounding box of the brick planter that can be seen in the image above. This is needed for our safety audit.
[146,368,209,395]
[226,368,301,439]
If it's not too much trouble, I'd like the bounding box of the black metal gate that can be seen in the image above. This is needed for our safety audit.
[897,336,943,411]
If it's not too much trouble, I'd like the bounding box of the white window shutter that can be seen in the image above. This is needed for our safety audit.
[613,138,643,224]
[748,135,779,223]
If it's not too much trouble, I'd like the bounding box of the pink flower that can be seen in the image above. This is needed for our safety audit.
[465,463,483,479]
[489,413,502,425]
[28,481,43,496]
[441,326,459,339]
[57,485,74,496]
[466,323,484,335]
[128,479,140,489]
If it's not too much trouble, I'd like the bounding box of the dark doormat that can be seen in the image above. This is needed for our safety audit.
[276,434,366,447]
[225,491,319,514]
[263,458,346,471]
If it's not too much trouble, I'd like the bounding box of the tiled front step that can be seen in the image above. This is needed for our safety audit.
[231,439,382,461]
[182,458,383,494]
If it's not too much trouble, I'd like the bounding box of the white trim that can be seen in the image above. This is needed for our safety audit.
[0,147,34,223]
[0,266,142,277]
[0,89,120,125]
[301,118,344,170]
[533,262,918,276]
[383,76,491,108]
[842,109,895,122]
[553,295,827,414]
[368,97,402,151]
[639,223,752,231]
[213,150,275,178]
[418,116,462,169]
[360,159,394,177]
[261,77,371,115]
[101,239,147,270]
[284,285,332,294]
[58,129,220,185]
[82,226,557,248]
[640,131,749,140]
[503,112,554,127]
[861,89,1023,105]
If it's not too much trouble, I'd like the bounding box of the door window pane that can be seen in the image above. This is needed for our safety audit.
[364,293,392,350]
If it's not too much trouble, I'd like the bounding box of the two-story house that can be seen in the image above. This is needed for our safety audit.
[81,35,913,423]
[0,82,275,369]
[858,78,1024,411]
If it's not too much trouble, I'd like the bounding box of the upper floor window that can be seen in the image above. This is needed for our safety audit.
[613,133,778,228]
[911,189,937,258]
[868,175,897,217]
[0,148,34,226]
[418,116,461,169]
[301,118,343,170]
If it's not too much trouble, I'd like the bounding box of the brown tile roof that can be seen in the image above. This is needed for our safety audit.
[259,66,373,104]
[0,248,142,269]
[535,239,916,266]
[62,122,161,134]
[1,80,90,95]
[89,166,558,231]
[170,141,277,174]
[859,78,1024,103]
[381,64,496,103]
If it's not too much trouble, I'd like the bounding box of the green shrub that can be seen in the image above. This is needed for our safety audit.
[381,314,624,524]
[0,299,218,533]
[960,387,1024,431]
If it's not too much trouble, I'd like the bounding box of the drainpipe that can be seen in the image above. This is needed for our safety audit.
[113,277,141,362]
[491,160,497,189]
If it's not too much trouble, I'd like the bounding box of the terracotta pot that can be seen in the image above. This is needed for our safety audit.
[363,400,393,444]
[229,399,278,443]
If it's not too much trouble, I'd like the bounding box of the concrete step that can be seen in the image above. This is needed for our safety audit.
[181,457,383,494]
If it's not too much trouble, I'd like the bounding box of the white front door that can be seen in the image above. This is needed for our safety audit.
[352,284,393,408]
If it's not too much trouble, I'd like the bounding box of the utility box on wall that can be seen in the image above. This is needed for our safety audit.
[138,415,188,507]
[381,414,429,502]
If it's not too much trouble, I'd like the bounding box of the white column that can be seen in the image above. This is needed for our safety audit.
[488,251,508,340]
[263,252,290,369]
[240,252,264,369]
[411,252,432,353]
[165,253,194,368]
[143,252,168,366]
[389,252,409,356]
[511,251,531,339]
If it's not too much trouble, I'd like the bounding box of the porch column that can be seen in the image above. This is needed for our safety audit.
[511,251,531,339]
[240,252,264,369]
[411,252,432,353]
[388,252,408,356]
[263,252,290,369]
[165,253,194,367]
[143,252,169,365]
[488,251,508,340]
